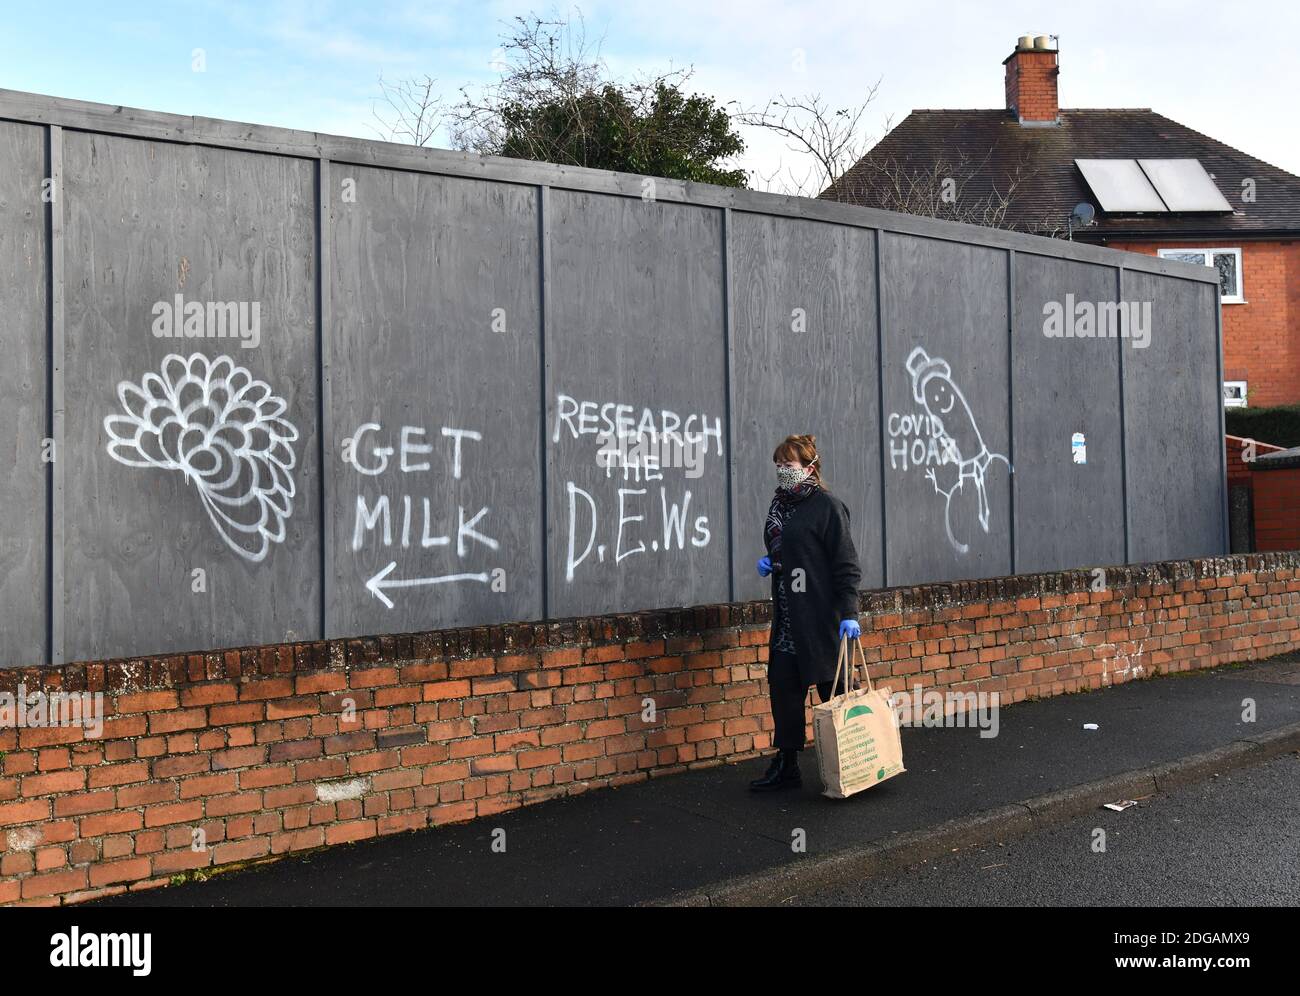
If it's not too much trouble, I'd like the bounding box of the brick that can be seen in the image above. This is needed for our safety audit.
[152,755,210,779]
[146,708,208,735]
[89,857,152,887]
[144,801,204,827]
[211,746,267,770]
[378,811,427,835]
[36,748,71,771]
[210,702,266,726]
[87,761,151,789]
[37,819,77,845]
[20,770,86,796]
[295,672,348,694]
[152,848,213,874]
[116,690,180,713]
[518,748,562,769]
[180,683,240,707]
[542,648,583,667]
[266,696,320,720]
[350,667,399,688]
[294,758,347,781]
[212,837,272,864]
[423,680,471,701]
[448,657,494,679]
[180,773,239,799]
[271,828,325,854]
[269,739,323,762]
[471,675,516,695]
[21,868,88,899]
[116,782,176,807]
[2,851,34,875]
[51,792,113,818]
[79,811,144,836]
[240,677,294,701]
[264,785,317,808]
[469,755,516,775]
[17,726,84,748]
[206,792,261,817]
[376,727,425,750]
[325,819,377,845]
[325,732,376,755]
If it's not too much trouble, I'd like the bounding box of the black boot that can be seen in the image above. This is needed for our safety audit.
[749,748,802,791]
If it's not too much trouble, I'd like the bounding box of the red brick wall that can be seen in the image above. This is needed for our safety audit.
[3,553,1298,906]
[1120,240,1300,407]
[1004,49,1059,122]
[1227,433,1284,485]
[1252,468,1300,550]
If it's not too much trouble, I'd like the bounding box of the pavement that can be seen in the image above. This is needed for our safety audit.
[94,651,1300,907]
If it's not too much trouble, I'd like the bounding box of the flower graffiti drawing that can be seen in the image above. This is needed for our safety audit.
[103,353,299,563]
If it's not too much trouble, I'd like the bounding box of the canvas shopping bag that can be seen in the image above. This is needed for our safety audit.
[813,636,906,799]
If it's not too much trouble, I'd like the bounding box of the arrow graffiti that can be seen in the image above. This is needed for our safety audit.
[365,561,494,609]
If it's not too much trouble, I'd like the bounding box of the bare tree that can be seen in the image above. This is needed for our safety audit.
[368,14,614,155]
[371,73,444,147]
[853,147,1048,230]
[740,90,1062,235]
[733,82,883,197]
[447,11,609,157]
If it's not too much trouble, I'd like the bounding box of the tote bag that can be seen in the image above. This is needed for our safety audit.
[813,636,906,799]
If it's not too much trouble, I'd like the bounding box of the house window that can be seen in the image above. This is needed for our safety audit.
[1158,247,1244,303]
[1223,381,1248,408]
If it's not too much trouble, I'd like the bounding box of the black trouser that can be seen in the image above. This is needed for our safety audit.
[768,649,850,750]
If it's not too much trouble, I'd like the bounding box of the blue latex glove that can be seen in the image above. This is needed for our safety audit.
[839,618,861,640]
[757,555,772,577]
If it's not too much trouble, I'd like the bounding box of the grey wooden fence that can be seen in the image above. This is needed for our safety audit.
[0,88,1227,666]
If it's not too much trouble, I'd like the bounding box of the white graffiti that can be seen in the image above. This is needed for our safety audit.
[102,352,299,563]
[364,561,493,609]
[904,346,1012,555]
[1101,640,1146,686]
[563,481,710,581]
[343,420,501,607]
[553,394,718,582]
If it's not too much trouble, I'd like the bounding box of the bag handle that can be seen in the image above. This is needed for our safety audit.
[830,634,872,700]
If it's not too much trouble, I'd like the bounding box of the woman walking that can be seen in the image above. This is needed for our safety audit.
[751,434,864,791]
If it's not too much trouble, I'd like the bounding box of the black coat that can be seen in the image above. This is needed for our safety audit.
[766,487,863,687]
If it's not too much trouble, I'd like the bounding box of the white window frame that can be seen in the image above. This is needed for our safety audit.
[1158,247,1245,304]
[1223,380,1248,408]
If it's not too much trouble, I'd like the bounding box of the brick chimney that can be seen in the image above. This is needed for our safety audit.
[1004,34,1059,126]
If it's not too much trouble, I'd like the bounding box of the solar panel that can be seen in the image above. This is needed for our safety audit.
[1075,159,1167,212]
[1137,159,1233,212]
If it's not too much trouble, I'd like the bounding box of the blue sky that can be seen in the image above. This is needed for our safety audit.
[3,0,1297,181]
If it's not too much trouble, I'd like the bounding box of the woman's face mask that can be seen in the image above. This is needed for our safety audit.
[776,463,810,488]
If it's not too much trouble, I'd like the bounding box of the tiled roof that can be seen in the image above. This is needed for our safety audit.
[822,109,1300,239]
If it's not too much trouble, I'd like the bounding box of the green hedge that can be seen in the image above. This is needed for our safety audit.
[1225,404,1300,448]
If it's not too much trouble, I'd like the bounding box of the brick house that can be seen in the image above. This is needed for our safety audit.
[824,35,1300,408]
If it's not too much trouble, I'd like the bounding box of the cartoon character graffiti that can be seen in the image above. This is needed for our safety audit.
[103,353,299,563]
[904,346,1011,554]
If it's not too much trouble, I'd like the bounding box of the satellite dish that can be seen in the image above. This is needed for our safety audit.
[1071,202,1096,227]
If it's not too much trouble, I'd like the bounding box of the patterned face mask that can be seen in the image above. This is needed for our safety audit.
[776,464,810,488]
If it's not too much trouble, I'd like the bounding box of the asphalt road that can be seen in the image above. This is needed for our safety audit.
[789,751,1300,906]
